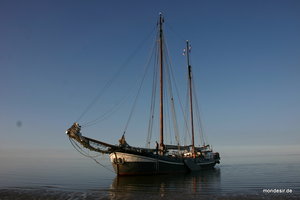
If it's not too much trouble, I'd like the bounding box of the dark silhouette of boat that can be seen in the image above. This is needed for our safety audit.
[66,13,220,175]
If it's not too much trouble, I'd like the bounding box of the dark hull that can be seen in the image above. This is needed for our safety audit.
[110,152,218,176]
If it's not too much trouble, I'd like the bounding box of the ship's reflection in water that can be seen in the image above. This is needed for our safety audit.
[109,168,221,199]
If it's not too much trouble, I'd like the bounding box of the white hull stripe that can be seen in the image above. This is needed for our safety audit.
[110,152,185,166]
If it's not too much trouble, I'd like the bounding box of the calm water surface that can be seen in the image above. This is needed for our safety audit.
[0,152,299,199]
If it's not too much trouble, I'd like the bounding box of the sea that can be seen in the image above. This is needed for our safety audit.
[0,149,299,200]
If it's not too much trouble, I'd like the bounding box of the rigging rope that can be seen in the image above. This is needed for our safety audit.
[164,39,181,146]
[74,19,207,149]
[69,138,114,173]
[146,43,159,148]
[185,47,208,146]
[82,87,132,127]
[75,26,156,124]
[192,77,207,145]
[164,22,204,146]
[184,72,192,145]
[167,47,192,146]
[145,25,184,147]
[123,34,158,135]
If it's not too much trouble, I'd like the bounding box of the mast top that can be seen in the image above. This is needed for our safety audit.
[184,40,192,69]
[158,12,164,25]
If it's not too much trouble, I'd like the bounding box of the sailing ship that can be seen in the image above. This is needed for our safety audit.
[66,13,220,175]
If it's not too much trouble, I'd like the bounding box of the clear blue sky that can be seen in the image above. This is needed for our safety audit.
[1,0,300,156]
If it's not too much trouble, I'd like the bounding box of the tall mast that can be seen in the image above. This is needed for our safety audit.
[186,40,195,156]
[159,13,164,152]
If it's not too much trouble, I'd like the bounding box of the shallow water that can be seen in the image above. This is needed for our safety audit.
[0,151,299,199]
